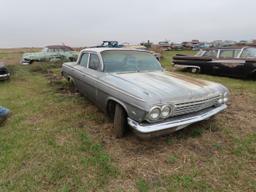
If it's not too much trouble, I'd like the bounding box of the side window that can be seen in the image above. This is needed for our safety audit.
[195,50,205,57]
[89,54,101,71]
[234,50,240,58]
[79,53,89,67]
[204,50,217,57]
[219,50,234,58]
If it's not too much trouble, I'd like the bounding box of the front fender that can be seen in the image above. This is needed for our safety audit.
[105,97,147,122]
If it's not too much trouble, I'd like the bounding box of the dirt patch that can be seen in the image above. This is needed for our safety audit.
[25,114,43,126]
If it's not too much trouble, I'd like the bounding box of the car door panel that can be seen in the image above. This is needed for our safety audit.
[73,53,103,102]
[70,52,90,95]
[209,59,245,77]
[75,66,99,102]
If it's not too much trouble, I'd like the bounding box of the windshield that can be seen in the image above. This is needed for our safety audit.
[102,50,162,73]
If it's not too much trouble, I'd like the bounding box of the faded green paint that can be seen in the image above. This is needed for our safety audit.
[21,47,79,64]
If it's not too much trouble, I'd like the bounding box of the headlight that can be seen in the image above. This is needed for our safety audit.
[217,98,224,105]
[148,107,161,121]
[148,105,174,121]
[161,105,171,118]
[223,92,229,103]
[216,92,229,106]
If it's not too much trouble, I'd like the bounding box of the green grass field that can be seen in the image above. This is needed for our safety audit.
[0,49,255,191]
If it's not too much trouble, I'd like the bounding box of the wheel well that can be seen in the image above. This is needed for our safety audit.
[247,70,256,79]
[107,100,127,120]
[251,71,256,79]
[63,74,75,86]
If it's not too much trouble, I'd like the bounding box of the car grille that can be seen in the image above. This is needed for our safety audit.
[172,95,221,117]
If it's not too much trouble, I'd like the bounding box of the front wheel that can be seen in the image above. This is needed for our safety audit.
[113,104,127,138]
[191,68,200,73]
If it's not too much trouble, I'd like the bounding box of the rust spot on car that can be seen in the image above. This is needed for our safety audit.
[167,72,209,87]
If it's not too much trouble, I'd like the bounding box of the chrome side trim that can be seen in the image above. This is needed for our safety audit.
[128,104,227,135]
[0,73,10,79]
[173,64,201,70]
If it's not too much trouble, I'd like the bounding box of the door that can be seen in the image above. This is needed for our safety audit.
[73,52,90,96]
[84,53,103,102]
[212,49,245,77]
[74,53,103,102]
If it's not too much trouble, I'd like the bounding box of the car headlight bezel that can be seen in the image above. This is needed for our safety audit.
[223,92,229,103]
[160,105,172,118]
[147,104,174,121]
[216,91,229,106]
[148,106,161,121]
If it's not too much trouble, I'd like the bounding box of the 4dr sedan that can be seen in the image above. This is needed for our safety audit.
[62,48,229,138]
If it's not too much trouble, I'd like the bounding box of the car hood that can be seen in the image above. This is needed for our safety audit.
[103,71,226,105]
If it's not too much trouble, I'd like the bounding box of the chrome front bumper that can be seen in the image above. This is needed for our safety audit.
[0,73,10,80]
[128,104,227,138]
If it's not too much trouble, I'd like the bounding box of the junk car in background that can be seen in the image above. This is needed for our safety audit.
[124,45,162,61]
[0,63,10,81]
[94,41,161,61]
[21,45,79,65]
[173,46,256,79]
[95,41,123,48]
[0,107,10,124]
[62,48,229,138]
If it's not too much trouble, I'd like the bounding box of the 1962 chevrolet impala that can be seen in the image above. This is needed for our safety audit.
[61,48,229,138]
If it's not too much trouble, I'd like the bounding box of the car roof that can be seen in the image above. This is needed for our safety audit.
[81,47,150,53]
[204,46,256,51]
[46,45,74,50]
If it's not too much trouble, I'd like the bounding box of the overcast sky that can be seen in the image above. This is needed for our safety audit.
[0,0,255,48]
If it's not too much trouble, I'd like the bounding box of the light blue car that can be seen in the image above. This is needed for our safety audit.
[21,45,79,65]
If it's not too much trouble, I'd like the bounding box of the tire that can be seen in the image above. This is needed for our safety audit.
[113,104,127,138]
[191,68,200,73]
[67,76,77,92]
